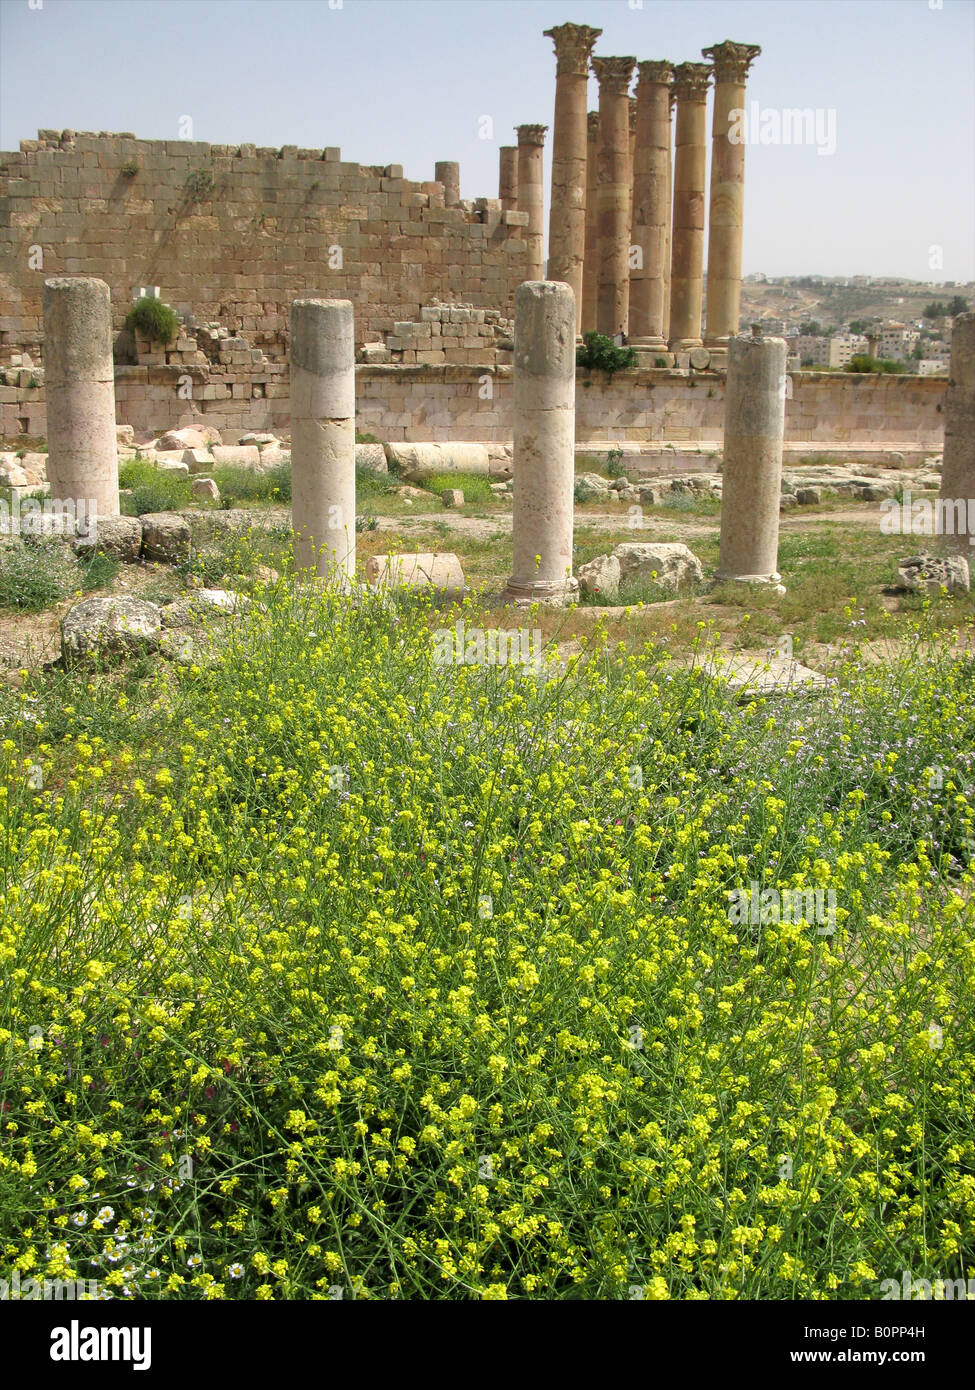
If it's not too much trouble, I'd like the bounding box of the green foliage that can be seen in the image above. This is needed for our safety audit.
[118,460,193,515]
[212,463,291,507]
[0,537,114,612]
[576,332,637,377]
[845,355,907,374]
[125,297,179,346]
[120,160,140,179]
[184,166,215,205]
[422,471,495,504]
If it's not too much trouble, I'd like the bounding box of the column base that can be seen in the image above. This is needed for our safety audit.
[503,576,579,608]
[629,338,671,367]
[669,337,703,351]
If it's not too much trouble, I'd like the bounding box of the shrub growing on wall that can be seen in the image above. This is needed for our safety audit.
[576,331,637,378]
[124,297,179,346]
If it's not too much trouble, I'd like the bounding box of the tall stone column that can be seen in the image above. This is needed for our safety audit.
[581,110,600,334]
[668,62,711,350]
[629,61,673,350]
[592,55,637,338]
[544,22,602,333]
[662,88,674,342]
[704,41,761,345]
[290,298,356,583]
[515,125,547,282]
[42,276,120,526]
[435,161,460,206]
[938,311,975,555]
[504,281,578,607]
[498,146,519,211]
[716,329,787,586]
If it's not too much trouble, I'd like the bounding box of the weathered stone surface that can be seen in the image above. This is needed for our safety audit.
[366,551,465,598]
[574,471,611,502]
[192,477,220,502]
[387,441,490,480]
[706,650,831,700]
[158,427,209,451]
[182,448,213,471]
[211,445,262,468]
[140,510,191,561]
[74,514,143,561]
[161,588,251,628]
[441,488,465,508]
[61,596,160,659]
[355,442,387,472]
[613,541,704,591]
[116,424,136,446]
[577,552,622,600]
[795,486,821,505]
[897,554,970,596]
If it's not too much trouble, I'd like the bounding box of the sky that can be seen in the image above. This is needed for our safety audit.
[1,0,973,281]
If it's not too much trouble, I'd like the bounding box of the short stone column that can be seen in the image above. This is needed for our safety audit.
[938,310,975,555]
[544,22,602,333]
[716,329,787,586]
[592,55,637,337]
[581,110,600,334]
[515,124,547,282]
[668,62,712,350]
[629,61,673,350]
[435,161,460,206]
[290,298,356,583]
[498,146,519,211]
[42,276,120,526]
[504,281,578,607]
[704,41,761,345]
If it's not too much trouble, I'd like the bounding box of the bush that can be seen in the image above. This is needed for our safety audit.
[845,355,907,375]
[118,461,193,516]
[576,331,638,377]
[213,463,291,506]
[0,538,80,611]
[125,297,179,346]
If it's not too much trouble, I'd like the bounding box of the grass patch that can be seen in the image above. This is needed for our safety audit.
[421,472,496,505]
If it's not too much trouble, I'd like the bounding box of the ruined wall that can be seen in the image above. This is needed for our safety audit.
[0,362,947,451]
[0,130,529,354]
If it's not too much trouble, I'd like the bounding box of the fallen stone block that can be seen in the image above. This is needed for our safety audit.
[62,596,161,660]
[896,554,970,596]
[356,443,388,473]
[385,441,490,481]
[161,588,251,628]
[141,510,192,562]
[365,552,465,599]
[441,488,465,508]
[192,477,220,503]
[74,514,143,562]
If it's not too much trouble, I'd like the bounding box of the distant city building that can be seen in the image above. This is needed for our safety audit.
[917,359,949,376]
[828,333,868,367]
[879,321,920,361]
[797,334,830,366]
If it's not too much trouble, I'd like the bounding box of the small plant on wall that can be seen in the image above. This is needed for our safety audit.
[125,296,179,346]
[576,332,637,378]
[120,160,140,179]
[183,166,215,206]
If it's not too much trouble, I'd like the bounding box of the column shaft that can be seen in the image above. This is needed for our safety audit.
[717,331,787,584]
[593,55,636,337]
[435,161,460,206]
[545,23,602,334]
[498,146,518,211]
[668,63,711,350]
[662,90,674,341]
[938,311,975,555]
[290,298,356,582]
[704,42,761,344]
[516,125,547,282]
[629,62,673,347]
[581,111,599,334]
[505,281,578,606]
[42,276,120,525]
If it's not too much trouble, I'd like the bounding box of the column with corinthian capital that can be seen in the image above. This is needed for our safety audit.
[704,41,761,345]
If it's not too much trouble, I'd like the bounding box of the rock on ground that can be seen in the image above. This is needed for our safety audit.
[74,514,143,562]
[140,511,192,561]
[61,596,161,660]
[161,589,251,629]
[897,554,970,596]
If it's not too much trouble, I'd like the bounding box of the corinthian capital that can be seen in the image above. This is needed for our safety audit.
[702,40,762,83]
[591,55,637,96]
[544,22,602,77]
[672,61,712,101]
[515,123,548,148]
[636,60,674,88]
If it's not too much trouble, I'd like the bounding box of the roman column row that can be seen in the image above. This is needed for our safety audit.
[523,26,761,351]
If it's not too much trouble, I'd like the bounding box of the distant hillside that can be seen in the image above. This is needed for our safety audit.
[738,278,974,332]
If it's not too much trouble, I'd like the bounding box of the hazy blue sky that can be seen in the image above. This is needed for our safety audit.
[1,0,973,280]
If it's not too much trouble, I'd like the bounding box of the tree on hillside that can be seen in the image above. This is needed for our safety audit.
[948,295,969,317]
[923,301,949,319]
[799,320,823,336]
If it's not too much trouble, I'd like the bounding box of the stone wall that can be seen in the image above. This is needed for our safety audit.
[0,362,947,452]
[0,130,529,355]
